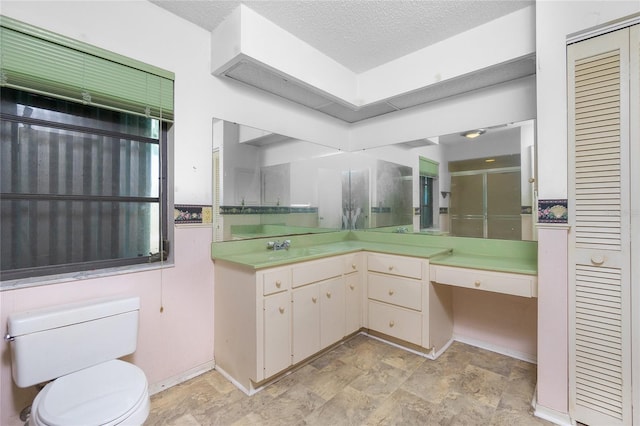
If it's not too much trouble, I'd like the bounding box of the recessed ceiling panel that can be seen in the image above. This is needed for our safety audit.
[316,101,398,123]
[223,56,535,123]
[225,61,333,110]
[387,55,536,110]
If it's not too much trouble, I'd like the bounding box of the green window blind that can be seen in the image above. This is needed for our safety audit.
[0,16,174,121]
[419,157,439,177]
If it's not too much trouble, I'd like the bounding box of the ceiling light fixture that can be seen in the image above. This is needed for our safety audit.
[461,129,486,139]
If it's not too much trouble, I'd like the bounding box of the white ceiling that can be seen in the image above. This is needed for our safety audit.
[150,0,533,73]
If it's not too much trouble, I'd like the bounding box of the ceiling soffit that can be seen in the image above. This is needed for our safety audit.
[211,5,536,124]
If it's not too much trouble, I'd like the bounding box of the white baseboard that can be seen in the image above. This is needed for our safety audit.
[214,365,255,396]
[362,332,435,359]
[452,334,537,364]
[533,402,573,426]
[148,361,215,395]
[432,338,454,360]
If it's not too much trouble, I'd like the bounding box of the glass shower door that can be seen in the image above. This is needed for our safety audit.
[449,170,521,239]
[487,171,521,240]
[449,174,485,238]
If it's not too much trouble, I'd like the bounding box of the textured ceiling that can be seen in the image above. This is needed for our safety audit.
[150,0,533,73]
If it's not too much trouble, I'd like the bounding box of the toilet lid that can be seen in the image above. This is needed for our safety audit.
[35,360,148,426]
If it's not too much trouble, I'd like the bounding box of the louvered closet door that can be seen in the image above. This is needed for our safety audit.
[630,23,640,426]
[568,27,631,426]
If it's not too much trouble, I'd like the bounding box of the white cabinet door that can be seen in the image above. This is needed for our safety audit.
[320,277,346,348]
[292,284,320,364]
[568,26,633,426]
[263,291,292,378]
[345,272,362,335]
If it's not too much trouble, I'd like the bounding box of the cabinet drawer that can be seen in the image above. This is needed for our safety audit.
[367,253,422,279]
[368,300,422,346]
[343,253,361,274]
[430,265,537,298]
[368,273,421,311]
[263,269,290,295]
[292,257,343,288]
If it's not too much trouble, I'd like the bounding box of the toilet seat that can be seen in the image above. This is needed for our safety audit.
[30,360,149,426]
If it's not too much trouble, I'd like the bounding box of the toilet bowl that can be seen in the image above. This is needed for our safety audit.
[29,360,150,426]
[6,297,150,426]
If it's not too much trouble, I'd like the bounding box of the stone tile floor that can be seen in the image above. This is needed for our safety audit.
[147,335,553,425]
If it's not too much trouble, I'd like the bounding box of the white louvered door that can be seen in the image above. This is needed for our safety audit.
[630,23,640,426]
[568,27,632,426]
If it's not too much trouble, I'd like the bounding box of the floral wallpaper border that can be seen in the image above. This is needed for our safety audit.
[174,205,212,224]
[219,205,318,215]
[371,206,392,213]
[538,199,568,224]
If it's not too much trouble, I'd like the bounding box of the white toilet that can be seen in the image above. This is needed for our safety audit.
[5,296,150,426]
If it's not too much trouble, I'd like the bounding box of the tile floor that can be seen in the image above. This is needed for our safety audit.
[147,335,553,425]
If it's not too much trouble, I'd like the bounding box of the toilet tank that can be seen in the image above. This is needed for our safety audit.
[7,296,140,388]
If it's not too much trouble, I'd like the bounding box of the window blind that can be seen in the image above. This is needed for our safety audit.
[0,16,174,121]
[419,157,439,176]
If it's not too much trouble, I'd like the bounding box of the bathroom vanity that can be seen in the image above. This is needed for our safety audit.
[212,231,538,394]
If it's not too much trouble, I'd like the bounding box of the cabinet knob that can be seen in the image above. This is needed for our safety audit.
[474,280,481,287]
[312,296,317,303]
[352,264,357,270]
[326,292,332,298]
[278,307,285,314]
[388,289,395,296]
[388,265,394,271]
[349,284,355,290]
[389,320,395,328]
[591,255,605,266]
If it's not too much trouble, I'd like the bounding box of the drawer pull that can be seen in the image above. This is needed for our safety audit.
[349,284,355,290]
[278,307,285,314]
[326,292,332,299]
[388,289,395,296]
[474,280,481,287]
[312,296,317,303]
[275,280,282,288]
[388,265,394,271]
[352,263,357,270]
[389,320,395,328]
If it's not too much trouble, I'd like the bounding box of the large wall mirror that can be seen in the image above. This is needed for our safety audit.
[212,118,536,242]
[365,119,536,241]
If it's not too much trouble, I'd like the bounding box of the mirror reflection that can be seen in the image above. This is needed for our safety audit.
[211,118,535,241]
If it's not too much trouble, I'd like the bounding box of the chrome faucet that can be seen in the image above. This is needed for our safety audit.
[267,239,291,251]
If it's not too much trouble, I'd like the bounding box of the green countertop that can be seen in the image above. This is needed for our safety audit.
[429,253,537,275]
[211,231,538,275]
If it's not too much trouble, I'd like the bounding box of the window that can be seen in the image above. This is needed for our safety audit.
[419,156,438,230]
[0,16,174,283]
[0,88,169,280]
[420,175,434,229]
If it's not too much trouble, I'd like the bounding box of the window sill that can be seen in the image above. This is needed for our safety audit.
[0,262,175,292]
